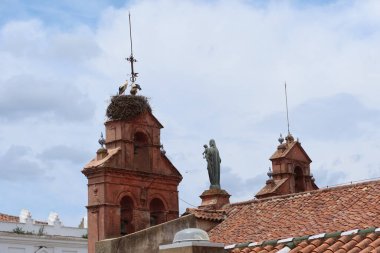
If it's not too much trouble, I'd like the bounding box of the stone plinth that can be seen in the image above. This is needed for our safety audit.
[199,189,230,210]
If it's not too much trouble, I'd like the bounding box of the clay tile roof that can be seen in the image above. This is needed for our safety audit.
[255,178,288,196]
[209,180,380,245]
[83,147,121,169]
[0,213,19,223]
[270,141,312,163]
[34,220,48,225]
[184,208,226,222]
[226,228,380,253]
[0,212,47,225]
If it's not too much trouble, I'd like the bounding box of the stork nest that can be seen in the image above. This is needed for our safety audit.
[106,95,152,121]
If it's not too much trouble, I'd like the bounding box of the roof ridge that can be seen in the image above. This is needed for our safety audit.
[227,179,380,207]
[225,227,380,251]
[0,212,18,217]
[184,208,226,222]
[186,208,225,213]
[0,212,19,223]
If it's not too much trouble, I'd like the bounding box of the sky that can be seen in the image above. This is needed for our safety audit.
[1,0,380,226]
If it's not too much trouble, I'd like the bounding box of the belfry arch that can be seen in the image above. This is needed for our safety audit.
[149,198,166,226]
[120,195,135,235]
[294,166,306,193]
[133,131,151,172]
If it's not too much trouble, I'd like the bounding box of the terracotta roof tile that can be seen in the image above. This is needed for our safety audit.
[299,243,317,253]
[0,213,19,223]
[355,233,377,251]
[226,229,380,253]
[0,212,47,225]
[289,241,309,253]
[83,147,121,169]
[347,247,362,253]
[209,180,380,244]
[274,245,284,251]
[255,178,288,197]
[341,235,364,252]
[369,237,380,248]
[325,239,344,252]
[183,208,226,222]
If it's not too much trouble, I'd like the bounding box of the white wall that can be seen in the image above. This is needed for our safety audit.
[0,221,87,238]
[0,232,87,253]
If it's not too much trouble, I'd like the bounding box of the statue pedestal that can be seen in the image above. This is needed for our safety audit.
[199,189,230,210]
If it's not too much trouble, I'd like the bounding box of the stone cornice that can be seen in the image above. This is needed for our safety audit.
[83,167,182,182]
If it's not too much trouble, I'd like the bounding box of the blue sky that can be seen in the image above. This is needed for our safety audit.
[1,0,380,226]
[0,0,126,27]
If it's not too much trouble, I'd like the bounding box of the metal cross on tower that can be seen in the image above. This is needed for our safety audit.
[126,12,138,83]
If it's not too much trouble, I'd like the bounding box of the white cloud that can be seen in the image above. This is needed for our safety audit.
[2,0,380,225]
[0,145,47,181]
[0,75,95,121]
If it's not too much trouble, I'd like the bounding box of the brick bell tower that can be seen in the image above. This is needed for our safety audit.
[255,133,318,199]
[82,95,182,253]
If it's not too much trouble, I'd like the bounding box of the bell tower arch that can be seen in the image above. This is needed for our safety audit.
[120,195,135,235]
[133,131,151,172]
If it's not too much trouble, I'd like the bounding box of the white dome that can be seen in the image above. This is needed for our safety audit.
[173,228,209,243]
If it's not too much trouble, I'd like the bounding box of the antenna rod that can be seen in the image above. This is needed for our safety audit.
[129,12,133,56]
[285,82,290,135]
[127,12,138,83]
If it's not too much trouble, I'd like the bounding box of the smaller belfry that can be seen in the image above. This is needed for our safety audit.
[255,134,318,199]
[256,83,318,199]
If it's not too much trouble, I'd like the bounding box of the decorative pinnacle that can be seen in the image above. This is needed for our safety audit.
[98,132,106,148]
[278,133,284,144]
[160,144,166,155]
[285,133,294,143]
[267,167,273,179]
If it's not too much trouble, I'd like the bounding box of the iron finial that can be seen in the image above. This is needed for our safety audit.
[267,167,273,179]
[160,144,166,155]
[98,132,106,148]
[278,133,284,144]
[125,12,141,95]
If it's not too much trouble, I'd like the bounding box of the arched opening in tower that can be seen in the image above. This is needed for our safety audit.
[149,198,166,226]
[120,196,135,235]
[133,132,151,172]
[294,166,306,193]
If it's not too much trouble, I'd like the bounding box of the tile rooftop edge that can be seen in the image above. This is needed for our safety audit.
[227,178,380,207]
[224,227,379,250]
[0,231,88,241]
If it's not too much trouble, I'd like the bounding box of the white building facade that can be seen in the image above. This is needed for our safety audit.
[0,210,87,253]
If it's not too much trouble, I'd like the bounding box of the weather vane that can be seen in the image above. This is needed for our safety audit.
[118,12,142,96]
[127,12,138,83]
[118,13,142,95]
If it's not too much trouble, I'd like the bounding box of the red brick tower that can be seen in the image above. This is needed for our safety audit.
[255,133,318,199]
[82,95,182,253]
